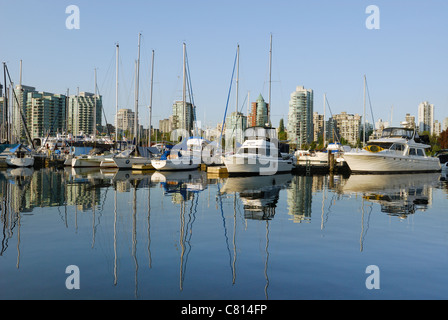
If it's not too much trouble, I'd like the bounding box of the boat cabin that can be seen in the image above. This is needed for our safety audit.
[380,127,415,140]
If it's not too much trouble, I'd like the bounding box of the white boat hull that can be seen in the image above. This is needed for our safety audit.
[224,154,293,175]
[151,158,199,171]
[343,152,441,173]
[113,157,152,169]
[6,156,34,168]
[72,156,105,167]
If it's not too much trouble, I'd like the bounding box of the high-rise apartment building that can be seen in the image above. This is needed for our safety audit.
[13,85,37,139]
[401,113,416,130]
[248,94,269,127]
[68,92,102,136]
[11,85,67,140]
[288,86,314,147]
[115,108,135,138]
[159,117,174,134]
[433,120,442,137]
[225,111,247,147]
[443,117,448,132]
[330,112,362,146]
[27,92,66,139]
[418,101,434,134]
[171,100,196,135]
[313,112,325,143]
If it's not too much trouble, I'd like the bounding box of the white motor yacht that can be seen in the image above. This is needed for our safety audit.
[343,127,441,173]
[223,126,294,175]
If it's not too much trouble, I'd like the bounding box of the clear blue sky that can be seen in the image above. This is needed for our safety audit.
[2,0,447,130]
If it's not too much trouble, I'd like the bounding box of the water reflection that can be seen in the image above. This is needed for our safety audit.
[338,173,441,218]
[1,167,447,299]
[220,174,292,220]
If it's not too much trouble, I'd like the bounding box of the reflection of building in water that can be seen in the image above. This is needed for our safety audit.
[66,182,102,212]
[287,175,313,223]
[3,169,67,214]
[29,169,66,207]
[116,180,131,193]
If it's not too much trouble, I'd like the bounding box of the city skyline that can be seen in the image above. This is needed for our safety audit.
[1,1,448,133]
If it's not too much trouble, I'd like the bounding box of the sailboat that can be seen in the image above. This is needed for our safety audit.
[151,43,200,172]
[5,144,34,167]
[112,33,154,170]
[223,35,294,176]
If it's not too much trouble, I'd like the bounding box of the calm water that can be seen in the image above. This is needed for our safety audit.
[1,167,448,300]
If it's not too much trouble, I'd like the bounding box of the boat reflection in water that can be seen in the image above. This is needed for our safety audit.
[339,173,441,218]
[220,174,292,220]
[151,170,207,201]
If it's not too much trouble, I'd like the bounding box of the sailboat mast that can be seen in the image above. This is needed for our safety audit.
[323,93,326,148]
[149,50,154,147]
[183,43,187,134]
[363,74,366,146]
[236,44,239,114]
[115,43,119,143]
[268,33,272,127]
[94,68,97,139]
[134,33,141,145]
[3,63,8,143]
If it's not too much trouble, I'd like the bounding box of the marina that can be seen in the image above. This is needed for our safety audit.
[1,167,448,300]
[2,0,448,303]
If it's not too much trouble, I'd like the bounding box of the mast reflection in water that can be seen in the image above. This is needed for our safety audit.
[1,168,448,300]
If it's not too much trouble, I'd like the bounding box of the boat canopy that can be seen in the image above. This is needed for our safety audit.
[9,144,32,153]
[381,127,415,140]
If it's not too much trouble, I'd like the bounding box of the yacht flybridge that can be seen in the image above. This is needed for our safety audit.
[343,127,441,173]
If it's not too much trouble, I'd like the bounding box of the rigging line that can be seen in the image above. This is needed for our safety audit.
[228,92,249,141]
[324,95,341,144]
[219,47,238,146]
[365,78,375,126]
[4,63,33,148]
[185,50,196,126]
[95,87,112,137]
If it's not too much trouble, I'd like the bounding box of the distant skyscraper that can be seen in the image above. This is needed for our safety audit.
[418,101,434,134]
[115,108,135,138]
[443,117,448,132]
[433,120,442,137]
[225,111,247,147]
[330,112,362,146]
[13,85,37,140]
[288,86,314,147]
[68,92,102,136]
[171,100,196,135]
[27,91,67,139]
[401,113,416,130]
[313,112,324,143]
[248,94,269,127]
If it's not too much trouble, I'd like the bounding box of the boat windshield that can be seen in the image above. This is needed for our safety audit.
[381,128,414,139]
